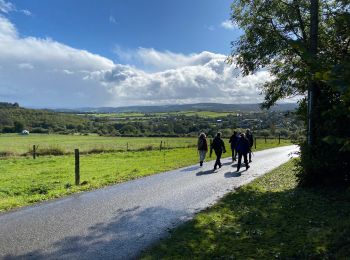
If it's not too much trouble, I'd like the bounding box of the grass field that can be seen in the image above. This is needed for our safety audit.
[0,134,292,212]
[0,134,291,156]
[0,134,196,155]
[142,160,350,259]
[85,111,238,119]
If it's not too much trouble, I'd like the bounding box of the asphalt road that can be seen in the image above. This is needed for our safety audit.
[0,145,298,259]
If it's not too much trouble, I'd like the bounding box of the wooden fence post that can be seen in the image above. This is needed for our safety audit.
[279,134,281,144]
[160,141,163,151]
[254,137,256,149]
[33,145,36,159]
[127,142,129,151]
[75,149,80,185]
[265,136,267,143]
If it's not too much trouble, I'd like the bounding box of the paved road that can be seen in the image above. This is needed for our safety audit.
[0,145,298,259]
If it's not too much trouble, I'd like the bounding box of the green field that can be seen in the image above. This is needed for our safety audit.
[0,134,292,212]
[85,111,238,119]
[0,134,291,156]
[0,134,196,155]
[142,160,350,259]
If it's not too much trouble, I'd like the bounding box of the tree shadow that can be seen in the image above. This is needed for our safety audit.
[3,206,188,259]
[143,187,350,259]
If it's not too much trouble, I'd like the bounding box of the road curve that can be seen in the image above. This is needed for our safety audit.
[0,145,298,259]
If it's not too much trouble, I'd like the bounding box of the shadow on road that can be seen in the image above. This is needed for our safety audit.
[196,169,214,176]
[3,206,188,260]
[224,172,241,178]
[180,165,201,172]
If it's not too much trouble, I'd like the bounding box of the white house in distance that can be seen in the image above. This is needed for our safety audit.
[21,130,30,135]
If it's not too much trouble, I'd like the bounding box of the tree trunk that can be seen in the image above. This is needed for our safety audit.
[307,0,319,145]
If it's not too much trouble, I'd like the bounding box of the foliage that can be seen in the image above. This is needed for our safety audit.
[0,102,303,138]
[229,0,350,186]
[142,160,350,259]
[0,103,89,134]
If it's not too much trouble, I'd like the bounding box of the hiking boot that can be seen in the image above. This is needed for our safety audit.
[236,168,240,172]
[200,161,203,167]
[246,165,250,170]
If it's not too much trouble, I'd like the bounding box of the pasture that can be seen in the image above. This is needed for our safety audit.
[84,111,239,120]
[0,134,196,156]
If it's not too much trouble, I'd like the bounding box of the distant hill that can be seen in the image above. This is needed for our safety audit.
[55,103,298,113]
[0,102,88,133]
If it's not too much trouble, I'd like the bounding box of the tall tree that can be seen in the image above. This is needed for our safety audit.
[229,0,350,186]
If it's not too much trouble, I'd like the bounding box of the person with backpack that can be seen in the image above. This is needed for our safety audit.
[229,131,239,162]
[236,133,250,172]
[197,133,208,166]
[210,132,226,170]
[246,129,254,162]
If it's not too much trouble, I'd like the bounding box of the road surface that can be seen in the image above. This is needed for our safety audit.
[0,145,298,259]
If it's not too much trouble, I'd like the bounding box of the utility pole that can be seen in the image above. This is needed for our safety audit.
[307,0,319,145]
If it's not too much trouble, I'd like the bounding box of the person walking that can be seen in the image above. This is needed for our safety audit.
[236,133,250,172]
[229,131,239,162]
[246,129,254,163]
[210,132,226,170]
[197,133,208,166]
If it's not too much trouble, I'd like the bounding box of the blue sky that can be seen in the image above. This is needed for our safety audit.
[0,0,273,108]
[10,0,237,60]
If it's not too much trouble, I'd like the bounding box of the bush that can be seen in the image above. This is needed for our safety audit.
[0,151,15,157]
[297,141,350,187]
[35,146,66,156]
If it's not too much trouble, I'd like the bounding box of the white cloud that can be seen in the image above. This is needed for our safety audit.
[0,0,31,15]
[114,47,226,72]
[0,0,14,13]
[109,15,117,24]
[18,63,34,69]
[221,20,237,30]
[20,9,31,16]
[0,16,273,108]
[93,50,270,105]
[204,25,215,31]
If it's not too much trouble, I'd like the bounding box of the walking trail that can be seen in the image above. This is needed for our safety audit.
[0,145,298,259]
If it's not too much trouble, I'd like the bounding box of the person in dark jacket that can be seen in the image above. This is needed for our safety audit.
[246,129,254,162]
[197,133,208,166]
[210,132,226,170]
[236,133,250,171]
[229,131,239,162]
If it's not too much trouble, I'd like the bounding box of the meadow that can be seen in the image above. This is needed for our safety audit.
[86,111,238,119]
[0,134,196,155]
[0,134,292,212]
[0,133,291,156]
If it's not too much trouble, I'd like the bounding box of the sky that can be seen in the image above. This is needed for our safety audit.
[0,0,273,108]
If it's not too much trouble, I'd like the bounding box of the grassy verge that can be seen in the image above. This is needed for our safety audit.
[142,159,350,259]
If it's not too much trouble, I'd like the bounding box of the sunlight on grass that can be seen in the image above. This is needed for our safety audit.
[142,159,350,259]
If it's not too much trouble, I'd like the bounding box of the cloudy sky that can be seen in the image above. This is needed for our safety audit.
[0,0,272,108]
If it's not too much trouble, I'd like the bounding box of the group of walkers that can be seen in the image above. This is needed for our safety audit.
[197,129,254,172]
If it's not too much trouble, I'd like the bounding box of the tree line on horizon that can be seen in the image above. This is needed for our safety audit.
[0,102,303,139]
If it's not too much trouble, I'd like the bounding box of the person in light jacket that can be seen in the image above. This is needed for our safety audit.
[197,133,208,166]
[236,133,250,172]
